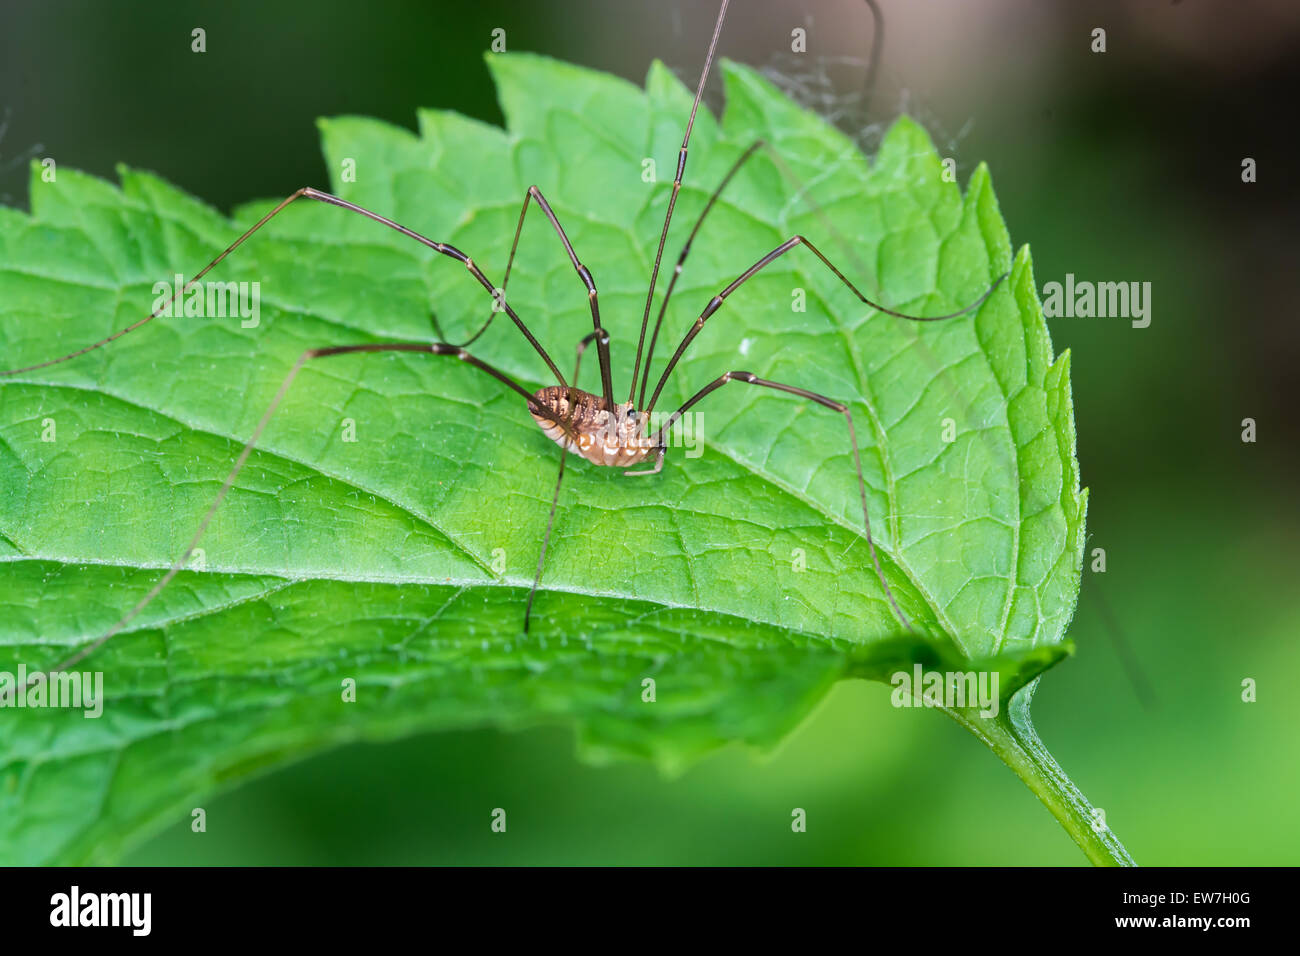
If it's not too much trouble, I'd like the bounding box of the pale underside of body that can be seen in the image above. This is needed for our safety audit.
[529,385,658,467]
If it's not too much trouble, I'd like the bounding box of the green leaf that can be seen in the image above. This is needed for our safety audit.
[0,55,1094,864]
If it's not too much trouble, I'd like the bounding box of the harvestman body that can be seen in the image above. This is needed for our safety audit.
[530,387,656,470]
[0,0,1007,690]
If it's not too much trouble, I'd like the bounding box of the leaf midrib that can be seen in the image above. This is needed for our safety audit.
[2,369,918,641]
[4,334,975,646]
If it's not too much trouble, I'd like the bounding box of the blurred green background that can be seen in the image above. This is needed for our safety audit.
[2,0,1296,865]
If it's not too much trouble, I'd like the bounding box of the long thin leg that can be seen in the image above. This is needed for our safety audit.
[0,187,567,387]
[628,0,732,405]
[524,329,608,632]
[0,340,541,702]
[441,187,616,409]
[644,233,1009,414]
[628,0,883,406]
[637,0,886,409]
[623,445,664,477]
[861,0,885,111]
[0,107,43,175]
[524,450,567,634]
[637,138,897,409]
[1086,581,1156,711]
[653,369,913,631]
[637,139,764,410]
[636,131,1020,558]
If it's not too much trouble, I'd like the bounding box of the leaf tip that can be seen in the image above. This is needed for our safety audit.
[1054,345,1073,375]
[874,115,938,170]
[717,56,751,86]
[645,56,674,87]
[965,161,999,216]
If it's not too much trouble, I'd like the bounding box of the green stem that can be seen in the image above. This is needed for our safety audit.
[949,680,1136,866]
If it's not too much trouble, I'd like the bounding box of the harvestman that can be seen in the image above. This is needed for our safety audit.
[0,0,1007,688]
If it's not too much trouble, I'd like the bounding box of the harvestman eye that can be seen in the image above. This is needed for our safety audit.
[0,0,1008,694]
